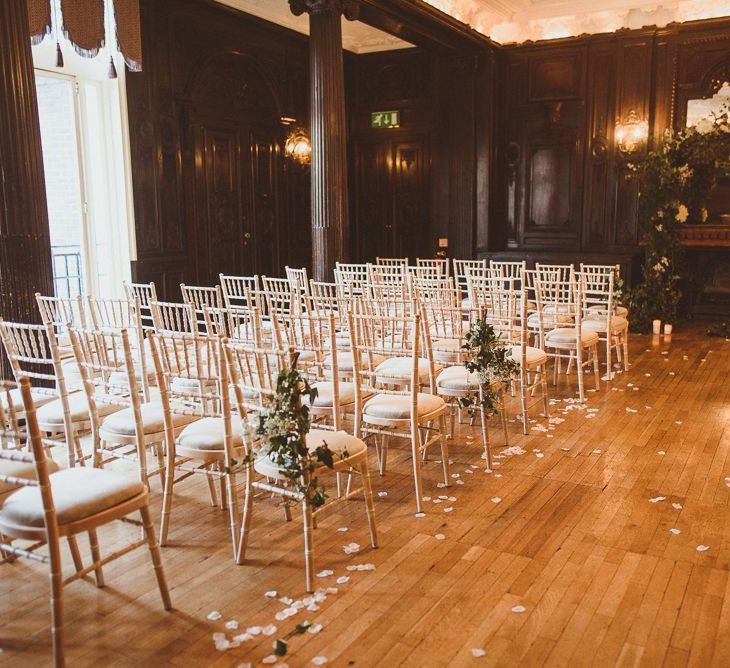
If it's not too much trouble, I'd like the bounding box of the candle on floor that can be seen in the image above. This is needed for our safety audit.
[664,323,673,335]
[653,319,661,334]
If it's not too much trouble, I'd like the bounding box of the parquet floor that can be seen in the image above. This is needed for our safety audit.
[2,324,730,667]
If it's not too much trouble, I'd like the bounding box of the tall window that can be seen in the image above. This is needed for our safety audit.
[33,43,135,298]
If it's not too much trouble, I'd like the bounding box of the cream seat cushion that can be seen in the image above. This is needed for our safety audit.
[36,391,120,427]
[101,401,198,438]
[0,457,60,497]
[253,429,365,480]
[363,392,445,420]
[0,467,144,528]
[436,366,480,392]
[545,328,599,347]
[509,345,548,366]
[176,416,243,453]
[0,388,55,412]
[304,381,357,408]
[527,312,572,329]
[325,351,386,373]
[581,316,628,333]
[375,357,439,384]
[587,304,628,318]
[431,339,463,364]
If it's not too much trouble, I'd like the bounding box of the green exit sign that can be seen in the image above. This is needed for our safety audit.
[371,110,400,128]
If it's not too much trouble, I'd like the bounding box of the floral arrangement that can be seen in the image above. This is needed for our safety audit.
[625,104,730,332]
[251,359,346,508]
[461,319,519,413]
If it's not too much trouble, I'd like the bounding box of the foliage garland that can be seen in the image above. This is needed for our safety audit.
[625,106,730,332]
[248,357,346,509]
[461,319,519,413]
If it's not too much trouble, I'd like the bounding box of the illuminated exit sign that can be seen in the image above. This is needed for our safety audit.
[371,110,400,128]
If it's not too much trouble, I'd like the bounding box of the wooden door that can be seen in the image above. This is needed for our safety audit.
[248,126,279,277]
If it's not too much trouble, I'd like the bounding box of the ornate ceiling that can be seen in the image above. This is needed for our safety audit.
[422,0,730,44]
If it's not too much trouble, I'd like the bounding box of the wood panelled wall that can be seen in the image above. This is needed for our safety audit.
[126,0,311,299]
[490,17,730,280]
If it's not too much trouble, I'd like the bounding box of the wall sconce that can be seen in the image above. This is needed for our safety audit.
[284,129,311,165]
[615,110,649,155]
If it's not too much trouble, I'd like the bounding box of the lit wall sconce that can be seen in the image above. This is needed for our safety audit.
[284,129,311,165]
[615,110,649,155]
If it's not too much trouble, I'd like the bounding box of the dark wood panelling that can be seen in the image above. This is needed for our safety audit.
[126,0,309,297]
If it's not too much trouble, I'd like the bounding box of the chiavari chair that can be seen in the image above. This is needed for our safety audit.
[0,320,118,467]
[415,257,450,279]
[181,284,223,332]
[376,257,408,268]
[202,305,263,347]
[580,263,629,319]
[262,275,301,319]
[150,300,197,334]
[490,260,527,283]
[285,266,313,311]
[149,332,242,554]
[0,377,171,668]
[334,262,369,296]
[578,269,629,376]
[367,262,408,290]
[123,280,158,332]
[223,340,378,592]
[349,307,450,512]
[219,273,262,312]
[453,259,487,311]
[87,296,153,400]
[535,269,600,401]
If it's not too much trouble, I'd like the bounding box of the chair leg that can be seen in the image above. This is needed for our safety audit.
[576,348,585,402]
[593,346,601,390]
[622,331,629,371]
[540,370,550,418]
[605,336,612,379]
[410,429,424,514]
[360,462,379,548]
[499,386,510,446]
[67,535,84,574]
[237,466,255,564]
[225,470,240,561]
[88,529,105,587]
[302,500,315,593]
[159,456,176,547]
[140,504,172,610]
[219,467,228,512]
[48,539,65,668]
[479,406,492,470]
[378,433,389,476]
[205,471,219,507]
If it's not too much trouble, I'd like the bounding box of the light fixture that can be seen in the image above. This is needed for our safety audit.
[284,129,311,166]
[615,110,649,155]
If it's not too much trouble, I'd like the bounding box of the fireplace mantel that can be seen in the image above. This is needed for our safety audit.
[680,224,730,248]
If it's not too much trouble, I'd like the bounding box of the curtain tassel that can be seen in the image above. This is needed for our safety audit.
[55,41,64,68]
[108,56,118,79]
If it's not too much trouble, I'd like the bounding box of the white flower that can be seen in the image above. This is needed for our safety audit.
[696,118,713,134]
[653,263,665,273]
[675,204,689,223]
[701,207,709,222]
[656,210,665,218]
[655,223,664,232]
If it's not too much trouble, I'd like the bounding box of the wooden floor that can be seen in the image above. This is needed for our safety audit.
[3,324,730,667]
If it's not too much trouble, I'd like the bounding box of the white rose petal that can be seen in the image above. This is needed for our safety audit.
[434,533,446,540]
[491,497,502,504]
[265,590,278,598]
[336,576,350,585]
[471,648,487,658]
[308,623,323,634]
[207,611,222,621]
[649,496,666,503]
[263,624,277,636]
[696,545,710,552]
[670,528,681,535]
[312,658,328,666]
[316,570,334,578]
[225,620,239,630]
[512,605,527,613]
[262,656,277,665]
[672,503,683,510]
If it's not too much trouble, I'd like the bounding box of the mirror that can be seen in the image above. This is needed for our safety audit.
[686,81,730,128]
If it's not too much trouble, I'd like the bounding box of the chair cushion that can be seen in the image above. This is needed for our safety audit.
[0,457,59,497]
[545,328,599,346]
[509,345,548,367]
[176,416,243,453]
[363,393,445,420]
[304,381,356,408]
[0,467,144,528]
[36,391,120,427]
[101,401,198,438]
[324,351,385,373]
[375,357,437,384]
[0,388,55,412]
[436,366,480,391]
[253,429,366,480]
[108,368,157,391]
[587,304,628,318]
[582,316,628,333]
[431,339,463,364]
[527,312,572,329]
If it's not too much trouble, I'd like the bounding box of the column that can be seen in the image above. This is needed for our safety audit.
[0,0,54,376]
[290,0,357,281]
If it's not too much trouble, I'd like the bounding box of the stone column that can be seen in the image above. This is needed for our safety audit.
[290,0,357,281]
[0,0,54,376]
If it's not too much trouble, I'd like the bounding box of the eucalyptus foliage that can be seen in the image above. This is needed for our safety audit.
[461,319,519,414]
[252,358,346,508]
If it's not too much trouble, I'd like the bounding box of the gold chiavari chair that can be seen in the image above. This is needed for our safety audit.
[150,300,197,334]
[223,341,378,592]
[334,262,369,296]
[349,307,450,513]
[181,284,223,332]
[415,257,450,279]
[0,377,171,668]
[123,280,158,332]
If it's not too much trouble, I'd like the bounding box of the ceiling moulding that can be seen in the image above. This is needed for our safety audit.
[214,0,414,53]
[421,0,730,44]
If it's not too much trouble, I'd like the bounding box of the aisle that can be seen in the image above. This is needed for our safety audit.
[2,325,729,667]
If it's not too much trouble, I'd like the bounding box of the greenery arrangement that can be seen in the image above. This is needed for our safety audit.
[625,105,730,333]
[461,319,519,413]
[251,358,346,508]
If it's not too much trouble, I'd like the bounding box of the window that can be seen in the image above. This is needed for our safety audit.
[33,42,135,298]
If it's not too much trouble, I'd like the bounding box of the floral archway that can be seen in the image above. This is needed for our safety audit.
[626,107,730,333]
